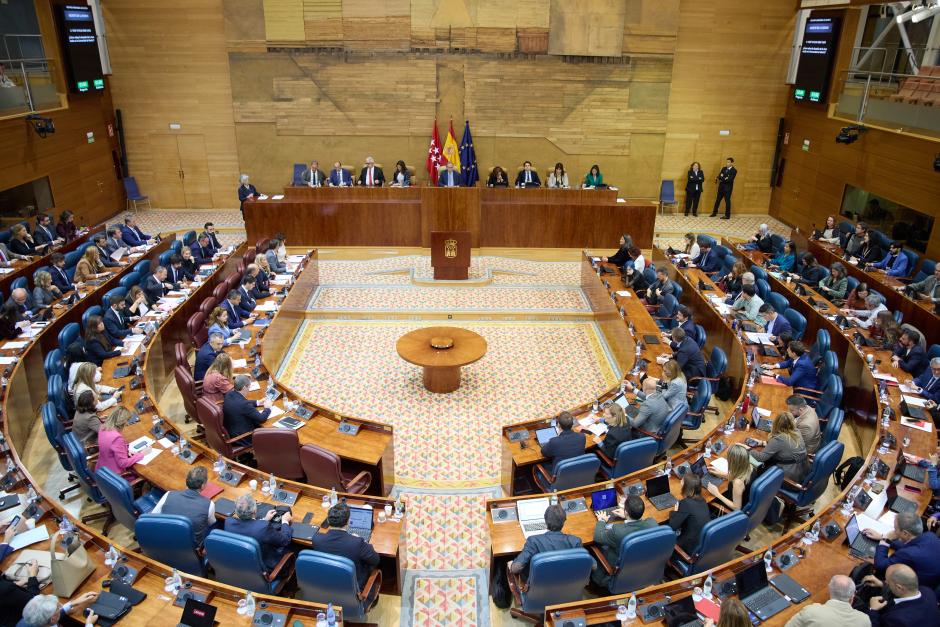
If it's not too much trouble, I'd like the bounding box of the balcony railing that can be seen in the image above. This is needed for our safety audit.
[0,56,64,117]
[834,68,940,138]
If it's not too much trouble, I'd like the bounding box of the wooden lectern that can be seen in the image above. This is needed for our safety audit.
[430,231,471,280]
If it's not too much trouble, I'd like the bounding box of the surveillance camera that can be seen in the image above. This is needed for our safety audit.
[835,125,866,145]
[25,114,55,138]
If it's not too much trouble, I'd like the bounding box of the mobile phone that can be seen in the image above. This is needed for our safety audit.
[903,485,922,494]
[9,515,21,529]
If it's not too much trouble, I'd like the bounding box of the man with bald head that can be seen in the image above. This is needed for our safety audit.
[864,564,940,625]
[5,287,35,317]
[784,574,869,626]
[862,510,940,589]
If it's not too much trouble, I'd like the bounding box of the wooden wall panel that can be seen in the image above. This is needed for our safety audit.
[548,0,625,57]
[263,0,306,42]
[103,0,239,209]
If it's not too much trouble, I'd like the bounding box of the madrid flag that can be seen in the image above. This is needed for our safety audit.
[426,121,443,185]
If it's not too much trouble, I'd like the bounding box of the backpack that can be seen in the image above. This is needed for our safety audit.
[714,376,733,401]
[490,559,511,609]
[834,456,864,491]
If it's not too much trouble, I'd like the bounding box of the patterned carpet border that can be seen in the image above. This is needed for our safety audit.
[401,569,490,627]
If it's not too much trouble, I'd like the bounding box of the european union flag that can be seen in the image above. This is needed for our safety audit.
[459,121,478,187]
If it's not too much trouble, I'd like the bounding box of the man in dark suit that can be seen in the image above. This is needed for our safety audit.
[539,411,586,474]
[329,162,353,187]
[191,234,214,267]
[770,341,819,391]
[312,502,381,589]
[222,375,272,444]
[5,288,35,317]
[300,161,326,188]
[203,222,223,253]
[223,291,254,329]
[509,504,581,582]
[238,276,258,313]
[48,253,75,293]
[670,327,706,381]
[141,266,172,306]
[194,333,224,382]
[437,162,463,187]
[246,265,270,299]
[710,157,736,219]
[357,157,385,187]
[591,495,657,588]
[864,564,940,626]
[675,305,696,339]
[224,494,292,571]
[104,294,132,340]
[645,267,675,306]
[106,227,125,255]
[514,161,541,188]
[863,512,940,590]
[167,254,188,286]
[891,329,928,377]
[693,243,721,274]
[93,234,120,268]
[120,216,152,247]
[759,304,792,340]
[32,213,62,250]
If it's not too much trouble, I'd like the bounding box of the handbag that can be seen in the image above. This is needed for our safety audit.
[3,549,52,587]
[49,531,95,597]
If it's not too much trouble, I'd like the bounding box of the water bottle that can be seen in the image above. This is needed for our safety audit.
[329,487,338,507]
[810,520,821,542]
[724,416,735,436]
[214,454,225,475]
[663,458,672,477]
[105,545,119,567]
[6,458,15,473]
[764,550,774,572]
[254,354,261,368]
[635,343,641,359]
[593,398,600,414]
[881,407,891,428]
[245,591,256,617]
[326,603,337,626]
[268,473,277,495]
[703,574,713,599]
[27,485,38,503]
[394,492,403,516]
[171,568,182,591]
[620,380,627,395]
[626,593,637,619]
[704,440,712,459]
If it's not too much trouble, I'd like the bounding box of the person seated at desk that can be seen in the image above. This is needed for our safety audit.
[811,215,843,246]
[190,233,214,267]
[8,224,36,257]
[669,474,712,554]
[0,521,53,626]
[840,293,887,329]
[767,340,818,392]
[717,260,747,295]
[486,166,510,187]
[705,599,752,627]
[912,357,940,406]
[891,328,927,377]
[0,238,29,267]
[206,307,236,344]
[842,222,867,258]
[547,162,569,189]
[31,271,60,310]
[301,160,326,187]
[744,223,774,253]
[539,411,585,472]
[105,227,125,256]
[245,264,270,300]
[631,377,672,434]
[180,246,198,279]
[203,222,222,253]
[845,281,870,310]
[17,592,101,627]
[329,162,353,187]
[629,360,688,408]
[818,262,848,301]
[92,234,119,268]
[769,240,797,272]
[224,494,292,572]
[56,210,78,243]
[902,264,940,304]
[849,232,883,266]
[152,467,216,545]
[515,161,541,188]
[32,212,62,249]
[202,352,234,404]
[71,390,102,447]
[222,375,272,445]
[672,305,696,339]
[194,332,224,382]
[265,239,287,274]
[584,164,604,188]
[786,395,821,454]
[598,403,633,459]
[861,511,940,590]
[626,246,646,274]
[83,315,121,367]
[870,311,901,349]
[357,156,384,187]
[760,303,791,340]
[124,285,148,320]
[794,253,826,285]
[95,407,150,479]
[868,241,909,277]
[601,234,633,268]
[166,253,190,285]
[120,215,152,248]
[254,254,273,291]
[237,174,260,213]
[509,504,581,582]
[141,266,173,306]
[389,160,411,187]
[438,162,462,187]
[863,564,940,626]
[225,289,255,328]
[0,303,24,341]
[693,242,721,274]
[706,444,752,511]
[680,232,700,260]
[312,502,381,590]
[748,412,808,482]
[732,284,764,323]
[238,276,258,313]
[5,287,35,319]
[623,264,649,292]
[591,494,657,588]
[669,327,706,382]
[73,247,107,285]
[47,253,75,294]
[783,574,870,627]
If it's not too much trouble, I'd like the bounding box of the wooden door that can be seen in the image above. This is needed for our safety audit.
[150,134,186,208]
[177,135,213,208]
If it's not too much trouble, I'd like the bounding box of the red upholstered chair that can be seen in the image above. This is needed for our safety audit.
[174,365,201,424]
[256,239,270,254]
[299,444,371,494]
[199,298,218,316]
[252,428,304,481]
[188,311,207,346]
[197,397,252,459]
[212,282,228,302]
[225,272,242,293]
[175,342,189,371]
[242,247,257,267]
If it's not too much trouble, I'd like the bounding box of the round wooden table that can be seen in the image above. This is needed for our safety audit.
[396,326,488,393]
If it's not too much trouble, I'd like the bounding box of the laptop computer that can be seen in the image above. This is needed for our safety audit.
[899,399,927,421]
[735,561,790,621]
[346,505,374,541]
[535,426,558,447]
[689,457,723,488]
[177,598,217,627]
[896,450,926,483]
[590,488,618,520]
[662,596,703,627]
[844,514,879,559]
[516,497,551,538]
[646,475,678,510]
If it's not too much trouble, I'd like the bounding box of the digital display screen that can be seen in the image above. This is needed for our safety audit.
[55,4,104,93]
[794,16,841,104]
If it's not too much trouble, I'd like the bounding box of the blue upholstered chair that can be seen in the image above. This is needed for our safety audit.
[740,466,785,536]
[123,176,151,211]
[598,437,658,479]
[779,441,844,526]
[911,259,936,284]
[94,467,163,533]
[295,550,382,621]
[821,408,844,447]
[47,374,71,425]
[693,324,706,349]
[509,548,593,622]
[57,322,80,351]
[136,514,209,577]
[783,308,806,340]
[63,250,82,268]
[652,294,679,331]
[534,454,601,493]
[120,271,141,290]
[133,259,150,276]
[797,374,842,418]
[291,164,307,187]
[766,292,789,315]
[41,402,82,500]
[61,433,114,531]
[670,511,748,576]
[769,234,786,254]
[11,276,28,291]
[81,305,102,329]
[659,180,678,214]
[103,287,127,305]
[681,380,711,442]
[43,348,64,380]
[809,329,830,365]
[927,344,940,361]
[593,525,676,594]
[204,529,294,594]
[690,347,727,416]
[755,278,770,301]
[818,351,839,382]
[636,402,688,458]
[182,230,197,247]
[750,265,768,282]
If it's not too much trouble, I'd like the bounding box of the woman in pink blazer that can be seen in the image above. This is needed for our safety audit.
[95,407,151,478]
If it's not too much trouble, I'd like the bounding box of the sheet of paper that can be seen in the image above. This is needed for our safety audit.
[877,510,897,529]
[2,341,27,350]
[121,342,142,356]
[586,423,608,437]
[899,384,921,395]
[708,457,729,475]
[287,255,306,262]
[863,489,888,519]
[267,405,285,418]
[248,381,261,391]
[755,407,772,417]
[271,194,285,200]
[231,358,248,369]
[745,332,774,346]
[128,435,155,452]
[0,268,14,275]
[615,291,631,297]
[135,448,163,466]
[256,301,278,311]
[157,437,175,449]
[855,512,893,537]
[872,372,899,383]
[900,417,933,432]
[902,395,927,407]
[0,357,16,365]
[9,526,50,551]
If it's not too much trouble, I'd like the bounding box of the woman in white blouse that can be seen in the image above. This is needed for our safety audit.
[547,162,569,189]
[70,362,121,411]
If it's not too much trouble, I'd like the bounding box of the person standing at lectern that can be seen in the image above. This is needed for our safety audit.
[329,162,353,187]
[438,162,462,187]
[684,161,704,216]
[357,156,385,187]
[301,160,326,187]
[238,174,259,215]
[515,161,541,188]
[710,157,736,219]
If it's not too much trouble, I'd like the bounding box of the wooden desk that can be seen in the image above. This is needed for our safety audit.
[396,326,487,393]
[243,187,656,249]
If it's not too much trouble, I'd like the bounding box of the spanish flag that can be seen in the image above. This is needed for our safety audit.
[441,119,461,173]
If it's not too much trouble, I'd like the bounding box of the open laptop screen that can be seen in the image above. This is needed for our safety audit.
[348,505,374,530]
[645,474,670,498]
[735,561,769,599]
[591,488,617,511]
